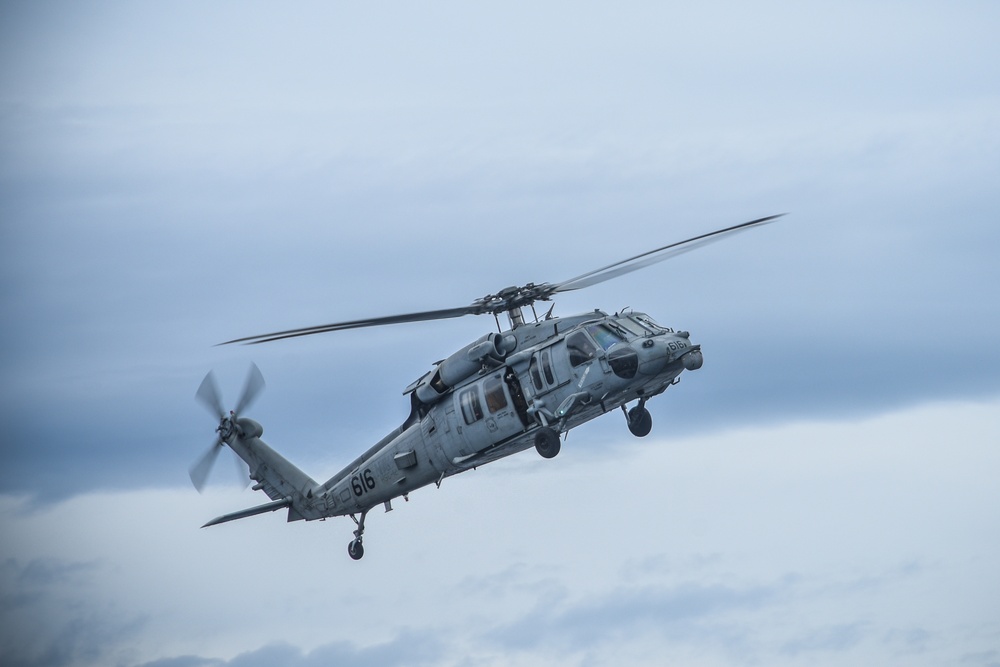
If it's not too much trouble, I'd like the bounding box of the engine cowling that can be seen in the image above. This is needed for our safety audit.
[414,332,516,404]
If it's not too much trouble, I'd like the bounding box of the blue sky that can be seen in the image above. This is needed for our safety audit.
[1,2,999,666]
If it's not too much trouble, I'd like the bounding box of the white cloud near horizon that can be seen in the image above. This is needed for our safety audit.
[3,397,998,667]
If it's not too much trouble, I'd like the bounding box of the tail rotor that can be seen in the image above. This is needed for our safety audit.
[190,363,265,492]
[189,437,224,492]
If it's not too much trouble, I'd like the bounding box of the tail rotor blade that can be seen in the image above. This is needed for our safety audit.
[234,363,265,416]
[192,365,265,493]
[189,441,223,493]
[195,371,225,419]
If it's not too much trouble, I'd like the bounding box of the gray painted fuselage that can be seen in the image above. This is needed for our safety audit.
[211,309,703,530]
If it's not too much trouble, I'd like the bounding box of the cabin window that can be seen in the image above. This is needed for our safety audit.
[529,357,544,391]
[484,375,508,413]
[566,331,598,367]
[541,350,555,385]
[586,324,624,351]
[460,388,483,424]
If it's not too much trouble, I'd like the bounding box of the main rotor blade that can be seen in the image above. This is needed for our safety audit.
[195,371,225,419]
[218,214,784,346]
[219,306,477,345]
[189,441,223,493]
[552,214,785,293]
[234,363,265,416]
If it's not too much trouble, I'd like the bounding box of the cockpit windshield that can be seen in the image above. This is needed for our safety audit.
[585,323,625,350]
[616,317,650,338]
[632,314,670,334]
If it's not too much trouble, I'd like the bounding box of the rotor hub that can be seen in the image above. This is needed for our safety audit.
[473,283,556,316]
[217,412,236,440]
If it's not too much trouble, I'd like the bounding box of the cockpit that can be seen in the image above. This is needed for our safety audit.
[575,313,679,380]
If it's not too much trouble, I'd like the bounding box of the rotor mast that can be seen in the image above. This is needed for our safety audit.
[476,284,551,330]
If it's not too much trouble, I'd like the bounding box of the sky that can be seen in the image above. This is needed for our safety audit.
[1,1,998,666]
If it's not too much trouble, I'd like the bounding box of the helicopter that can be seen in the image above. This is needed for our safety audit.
[192,214,783,560]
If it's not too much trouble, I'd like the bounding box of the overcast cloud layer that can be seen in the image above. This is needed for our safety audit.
[3,401,999,666]
[1,2,998,666]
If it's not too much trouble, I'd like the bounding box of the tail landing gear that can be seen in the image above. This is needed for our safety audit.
[348,510,368,560]
[624,400,652,437]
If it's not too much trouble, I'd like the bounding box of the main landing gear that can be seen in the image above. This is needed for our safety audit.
[624,400,652,437]
[348,510,368,560]
[534,427,561,459]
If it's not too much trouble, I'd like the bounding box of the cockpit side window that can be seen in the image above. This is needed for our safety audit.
[566,330,598,367]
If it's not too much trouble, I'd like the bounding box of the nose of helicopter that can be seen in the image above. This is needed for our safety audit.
[630,333,702,377]
[682,346,703,370]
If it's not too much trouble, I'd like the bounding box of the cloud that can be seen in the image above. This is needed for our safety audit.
[477,562,942,662]
[780,622,870,656]
[125,633,453,667]
[237,632,447,667]
[485,579,783,659]
[135,658,222,667]
[1,4,999,666]
[134,632,448,667]
[0,556,146,667]
[3,398,998,667]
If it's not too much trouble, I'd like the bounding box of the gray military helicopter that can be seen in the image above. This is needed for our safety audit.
[192,214,782,559]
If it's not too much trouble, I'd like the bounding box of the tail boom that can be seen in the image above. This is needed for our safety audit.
[203,421,322,527]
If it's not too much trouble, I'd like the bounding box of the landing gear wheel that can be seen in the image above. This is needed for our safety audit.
[347,509,368,561]
[535,427,561,459]
[627,406,652,437]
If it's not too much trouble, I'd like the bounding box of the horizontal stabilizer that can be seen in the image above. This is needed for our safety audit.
[201,498,291,528]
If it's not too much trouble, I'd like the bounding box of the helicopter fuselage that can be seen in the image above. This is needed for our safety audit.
[296,309,702,521]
